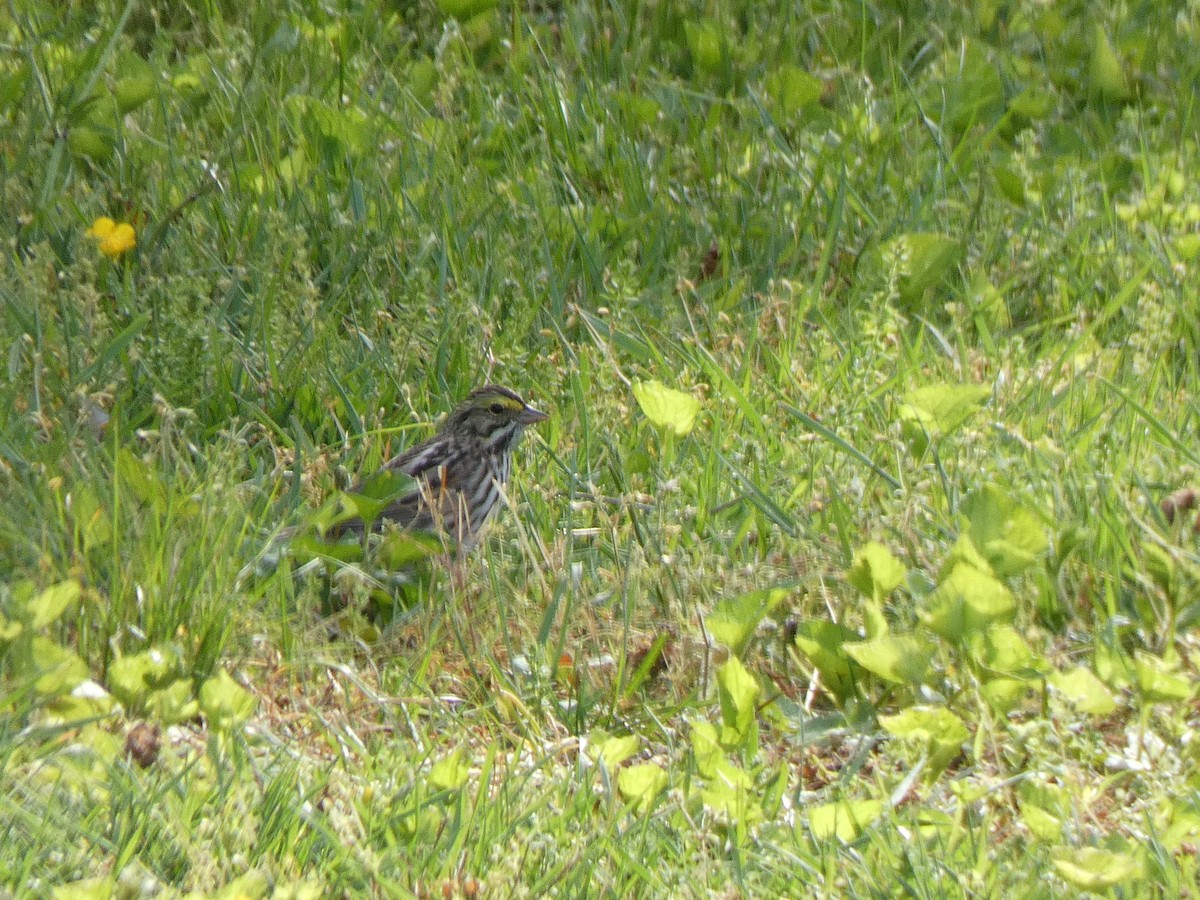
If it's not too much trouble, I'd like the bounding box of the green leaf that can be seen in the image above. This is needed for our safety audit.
[684,20,727,76]
[1049,666,1118,715]
[108,648,184,706]
[704,588,786,656]
[1018,794,1063,841]
[199,669,256,731]
[212,870,271,900]
[429,750,470,790]
[804,799,884,841]
[761,765,787,819]
[898,384,990,441]
[302,99,374,157]
[1134,652,1194,702]
[765,65,822,118]
[717,655,760,753]
[961,485,1048,577]
[116,449,168,512]
[1093,641,1135,690]
[113,73,155,114]
[843,633,932,685]
[972,626,1042,713]
[792,620,862,701]
[615,90,661,127]
[246,147,308,191]
[70,485,112,549]
[27,580,82,629]
[591,732,641,770]
[407,60,438,104]
[1161,803,1200,852]
[51,876,115,900]
[992,164,1027,207]
[879,705,968,770]
[356,467,417,501]
[699,759,760,825]
[846,542,906,603]
[934,39,1005,137]
[885,233,963,301]
[1009,86,1054,119]
[1051,847,1141,889]
[291,533,364,564]
[145,679,198,725]
[0,62,30,114]
[921,562,1015,643]
[114,72,156,111]
[970,275,1013,331]
[968,624,1044,677]
[436,0,498,20]
[304,475,418,541]
[632,380,700,436]
[1142,542,1176,596]
[1175,234,1200,260]
[68,125,115,162]
[617,763,668,814]
[940,532,995,579]
[378,530,444,569]
[880,705,968,745]
[690,720,726,778]
[172,71,206,102]
[31,638,89,699]
[980,677,1031,714]
[1088,25,1129,102]
[47,683,116,726]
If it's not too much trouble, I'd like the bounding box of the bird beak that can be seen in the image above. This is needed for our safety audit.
[518,404,548,425]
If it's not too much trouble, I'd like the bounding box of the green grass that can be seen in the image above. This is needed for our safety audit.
[3,0,1200,895]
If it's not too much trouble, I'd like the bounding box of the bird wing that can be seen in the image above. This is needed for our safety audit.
[330,434,472,538]
[383,434,456,479]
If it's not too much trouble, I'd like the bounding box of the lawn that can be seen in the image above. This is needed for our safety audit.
[3,0,1200,896]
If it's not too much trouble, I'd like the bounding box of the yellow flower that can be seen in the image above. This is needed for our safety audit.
[86,216,137,259]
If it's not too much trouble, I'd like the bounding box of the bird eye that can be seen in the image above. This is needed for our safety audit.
[489,403,505,415]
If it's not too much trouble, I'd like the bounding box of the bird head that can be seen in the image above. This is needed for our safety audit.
[446,385,548,448]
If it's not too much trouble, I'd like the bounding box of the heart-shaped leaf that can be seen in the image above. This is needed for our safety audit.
[803,800,884,841]
[793,620,862,701]
[591,732,641,770]
[705,587,786,656]
[27,580,82,629]
[429,750,470,790]
[1088,25,1129,102]
[1049,666,1118,715]
[961,485,1048,577]
[1052,847,1141,889]
[618,763,668,814]
[885,233,963,301]
[847,542,906,603]
[766,65,822,117]
[633,380,701,436]
[899,383,990,440]
[921,562,1015,643]
[717,655,760,753]
[690,719,726,778]
[879,705,968,771]
[199,669,256,731]
[843,633,932,685]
